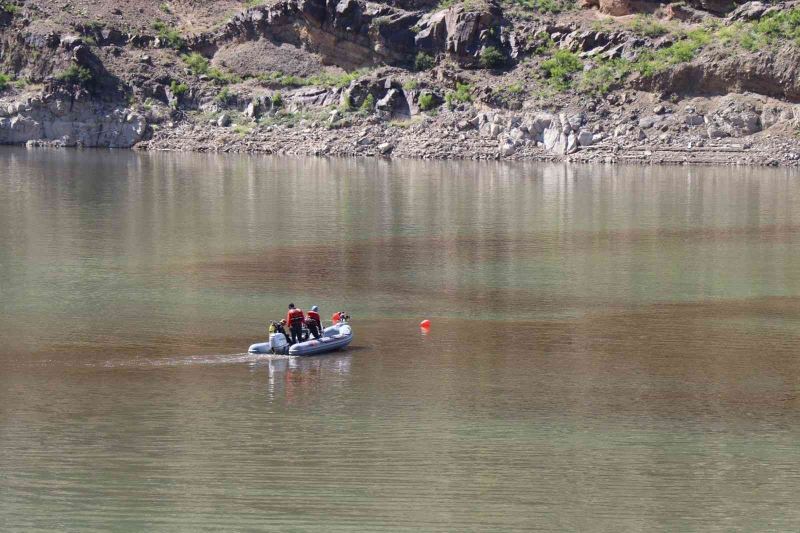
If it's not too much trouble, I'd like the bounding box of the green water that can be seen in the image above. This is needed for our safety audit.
[1,147,799,531]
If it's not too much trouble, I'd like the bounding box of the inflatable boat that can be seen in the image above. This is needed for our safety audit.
[248,323,353,356]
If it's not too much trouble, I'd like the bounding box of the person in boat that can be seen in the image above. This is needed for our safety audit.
[306,305,322,340]
[286,303,306,345]
[332,311,350,323]
[269,319,291,345]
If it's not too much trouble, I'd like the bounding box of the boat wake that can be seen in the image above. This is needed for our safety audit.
[98,352,290,369]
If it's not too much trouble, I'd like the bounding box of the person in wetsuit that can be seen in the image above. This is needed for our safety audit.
[306,305,322,340]
[286,303,306,345]
[269,319,290,344]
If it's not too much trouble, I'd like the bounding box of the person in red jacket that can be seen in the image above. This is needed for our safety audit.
[306,305,322,340]
[286,303,305,345]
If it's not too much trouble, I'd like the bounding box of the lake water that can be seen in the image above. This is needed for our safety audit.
[1,147,800,531]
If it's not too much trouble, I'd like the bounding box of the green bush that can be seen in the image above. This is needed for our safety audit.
[414,52,435,71]
[215,87,233,104]
[183,53,239,84]
[56,65,93,85]
[182,52,210,75]
[628,15,669,38]
[257,69,366,89]
[755,8,800,41]
[153,20,184,49]
[340,93,353,112]
[271,91,283,108]
[403,79,419,90]
[479,46,505,69]
[445,83,472,108]
[510,0,572,14]
[633,29,709,77]
[541,50,582,90]
[418,92,437,111]
[359,93,375,113]
[169,80,188,96]
[578,58,631,95]
[1,2,20,15]
[0,73,9,91]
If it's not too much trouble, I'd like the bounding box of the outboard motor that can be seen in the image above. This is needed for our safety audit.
[269,333,289,355]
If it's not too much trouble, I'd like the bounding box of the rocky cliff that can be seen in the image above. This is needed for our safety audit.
[1,0,800,164]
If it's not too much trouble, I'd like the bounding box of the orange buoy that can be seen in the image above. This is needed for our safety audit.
[420,319,431,328]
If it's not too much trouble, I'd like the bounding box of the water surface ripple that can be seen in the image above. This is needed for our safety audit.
[1,149,799,531]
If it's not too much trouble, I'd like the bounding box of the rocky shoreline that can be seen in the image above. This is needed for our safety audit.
[137,91,800,166]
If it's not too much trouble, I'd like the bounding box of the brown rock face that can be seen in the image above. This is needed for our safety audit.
[599,0,632,16]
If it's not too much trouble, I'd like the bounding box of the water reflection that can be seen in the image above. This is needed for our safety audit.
[264,355,353,405]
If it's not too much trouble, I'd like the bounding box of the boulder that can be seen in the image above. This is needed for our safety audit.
[498,135,517,156]
[217,113,232,127]
[376,88,402,113]
[705,103,761,138]
[684,114,705,126]
[577,130,593,146]
[638,116,664,129]
[727,1,767,21]
[414,1,503,65]
[599,0,631,16]
[543,114,578,155]
[245,101,261,119]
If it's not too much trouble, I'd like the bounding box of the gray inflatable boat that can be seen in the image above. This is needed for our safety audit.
[249,323,353,356]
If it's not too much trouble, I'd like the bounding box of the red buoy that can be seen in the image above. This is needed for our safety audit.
[420,319,431,328]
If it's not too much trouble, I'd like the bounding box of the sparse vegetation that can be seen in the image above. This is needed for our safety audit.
[389,116,424,128]
[508,0,573,14]
[56,65,93,86]
[403,79,419,90]
[579,58,631,95]
[233,123,253,136]
[159,2,172,14]
[445,83,473,108]
[0,73,9,91]
[541,50,582,90]
[153,20,184,49]
[182,53,239,85]
[359,93,375,113]
[418,92,437,111]
[414,52,435,71]
[340,93,354,112]
[479,46,505,69]
[715,22,762,51]
[711,8,800,51]
[633,29,709,77]
[271,91,283,108]
[257,69,368,89]
[1,2,20,15]
[754,7,800,44]
[169,80,188,96]
[216,87,234,104]
[183,53,209,75]
[628,15,669,38]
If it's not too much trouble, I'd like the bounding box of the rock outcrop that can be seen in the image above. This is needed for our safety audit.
[0,85,147,147]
